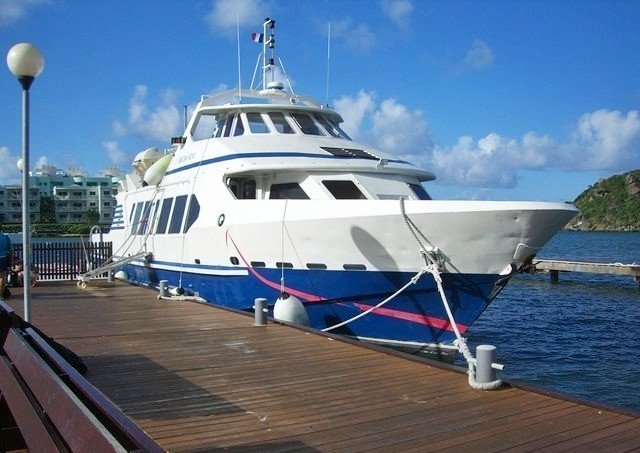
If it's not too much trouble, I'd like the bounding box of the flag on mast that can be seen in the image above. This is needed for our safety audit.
[251,32,264,43]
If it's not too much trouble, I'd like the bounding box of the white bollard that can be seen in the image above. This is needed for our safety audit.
[158,280,169,298]
[254,298,267,326]
[475,344,498,384]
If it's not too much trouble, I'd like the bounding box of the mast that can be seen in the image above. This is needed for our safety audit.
[262,17,276,89]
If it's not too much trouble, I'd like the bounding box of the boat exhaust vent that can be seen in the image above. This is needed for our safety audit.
[321,146,379,160]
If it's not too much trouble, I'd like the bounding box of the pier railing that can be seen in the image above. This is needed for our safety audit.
[12,241,113,282]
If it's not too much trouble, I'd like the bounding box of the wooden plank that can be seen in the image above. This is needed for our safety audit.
[5,281,638,452]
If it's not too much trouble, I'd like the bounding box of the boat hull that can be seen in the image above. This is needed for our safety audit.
[121,260,505,352]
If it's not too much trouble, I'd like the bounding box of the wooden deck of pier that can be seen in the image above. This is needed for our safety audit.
[4,281,640,452]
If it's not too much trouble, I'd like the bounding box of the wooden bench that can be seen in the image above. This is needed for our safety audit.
[0,300,165,452]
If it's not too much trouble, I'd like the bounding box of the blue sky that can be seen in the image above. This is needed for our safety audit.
[1,0,639,202]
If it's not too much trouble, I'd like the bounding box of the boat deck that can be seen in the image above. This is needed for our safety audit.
[4,280,639,452]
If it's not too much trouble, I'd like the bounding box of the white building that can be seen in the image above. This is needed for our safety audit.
[0,165,120,225]
[0,185,40,223]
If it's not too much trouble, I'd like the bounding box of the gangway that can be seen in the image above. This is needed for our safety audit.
[76,252,149,288]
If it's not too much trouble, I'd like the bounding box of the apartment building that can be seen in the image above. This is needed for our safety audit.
[0,165,119,224]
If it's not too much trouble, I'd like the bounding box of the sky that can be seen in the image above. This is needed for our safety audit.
[1,0,639,202]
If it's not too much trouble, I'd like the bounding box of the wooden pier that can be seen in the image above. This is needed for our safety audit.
[2,281,639,452]
[532,259,640,284]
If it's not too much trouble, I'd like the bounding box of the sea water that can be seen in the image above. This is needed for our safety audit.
[461,231,640,412]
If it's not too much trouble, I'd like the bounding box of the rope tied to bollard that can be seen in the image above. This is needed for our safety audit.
[400,197,503,390]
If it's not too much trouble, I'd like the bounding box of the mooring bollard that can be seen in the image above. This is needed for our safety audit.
[107,270,114,282]
[254,297,267,326]
[475,344,501,384]
[158,280,169,298]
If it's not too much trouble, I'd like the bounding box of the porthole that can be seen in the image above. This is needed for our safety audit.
[217,213,225,226]
[343,264,367,271]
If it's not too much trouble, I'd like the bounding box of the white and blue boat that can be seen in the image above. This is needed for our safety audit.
[96,19,577,353]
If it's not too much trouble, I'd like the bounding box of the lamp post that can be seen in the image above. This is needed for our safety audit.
[7,43,44,323]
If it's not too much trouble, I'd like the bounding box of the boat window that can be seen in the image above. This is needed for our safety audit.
[144,200,160,234]
[137,201,151,235]
[408,183,432,200]
[183,195,200,233]
[192,114,218,140]
[129,202,138,222]
[328,118,352,140]
[214,117,226,138]
[322,180,367,199]
[314,114,340,137]
[168,195,188,233]
[291,113,322,135]
[156,198,173,234]
[247,112,270,133]
[269,112,294,134]
[227,177,256,199]
[269,183,309,199]
[233,115,245,136]
[131,202,144,234]
[223,114,236,137]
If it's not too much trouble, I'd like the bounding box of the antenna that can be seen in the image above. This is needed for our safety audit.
[326,22,331,107]
[236,14,242,101]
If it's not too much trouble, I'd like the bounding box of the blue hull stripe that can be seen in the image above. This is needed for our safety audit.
[122,262,501,347]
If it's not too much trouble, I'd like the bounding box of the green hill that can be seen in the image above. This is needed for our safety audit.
[567,170,640,231]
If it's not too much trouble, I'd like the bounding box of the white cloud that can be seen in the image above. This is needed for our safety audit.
[331,19,376,53]
[333,90,376,138]
[113,85,181,141]
[102,141,128,167]
[380,0,413,29]
[0,146,20,184]
[332,91,640,189]
[461,39,494,71]
[205,0,268,38]
[371,98,431,157]
[562,109,640,170]
[0,0,50,27]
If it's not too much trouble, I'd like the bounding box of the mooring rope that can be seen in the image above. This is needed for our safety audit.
[321,266,428,332]
[400,197,502,390]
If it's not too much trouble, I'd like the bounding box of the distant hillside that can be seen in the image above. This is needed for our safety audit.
[567,170,640,231]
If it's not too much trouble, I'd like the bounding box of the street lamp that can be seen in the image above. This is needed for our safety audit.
[7,43,44,323]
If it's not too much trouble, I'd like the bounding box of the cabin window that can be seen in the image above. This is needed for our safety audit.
[223,114,236,137]
[144,201,160,234]
[168,195,188,233]
[156,198,173,234]
[233,115,245,136]
[214,117,226,138]
[131,202,144,234]
[408,183,431,200]
[314,114,340,137]
[192,113,218,140]
[227,178,256,199]
[183,195,200,233]
[291,113,321,135]
[269,183,309,199]
[137,201,151,235]
[322,180,367,199]
[269,112,294,134]
[247,112,269,133]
